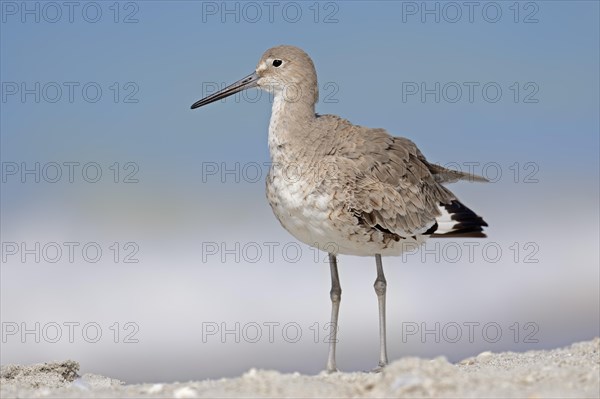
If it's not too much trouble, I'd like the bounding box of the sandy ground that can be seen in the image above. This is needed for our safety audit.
[1,338,598,398]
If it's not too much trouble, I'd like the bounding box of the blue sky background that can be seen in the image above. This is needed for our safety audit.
[1,0,599,383]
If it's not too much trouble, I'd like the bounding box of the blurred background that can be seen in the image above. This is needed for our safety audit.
[1,0,598,383]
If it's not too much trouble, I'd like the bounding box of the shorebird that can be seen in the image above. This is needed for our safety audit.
[191,45,488,372]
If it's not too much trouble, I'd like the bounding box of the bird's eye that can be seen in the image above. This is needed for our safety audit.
[272,59,283,67]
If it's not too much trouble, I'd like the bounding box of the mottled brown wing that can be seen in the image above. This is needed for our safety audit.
[323,118,455,237]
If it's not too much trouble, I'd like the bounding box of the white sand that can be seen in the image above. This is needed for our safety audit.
[2,338,598,398]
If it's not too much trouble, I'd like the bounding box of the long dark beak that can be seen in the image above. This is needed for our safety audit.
[190,72,259,109]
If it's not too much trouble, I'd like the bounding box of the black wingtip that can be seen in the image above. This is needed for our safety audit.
[430,200,488,238]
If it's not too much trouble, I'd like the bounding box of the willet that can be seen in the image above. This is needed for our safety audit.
[191,45,488,372]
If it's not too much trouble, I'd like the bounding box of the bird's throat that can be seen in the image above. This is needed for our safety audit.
[268,93,316,161]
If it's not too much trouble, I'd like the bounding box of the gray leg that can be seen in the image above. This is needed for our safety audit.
[374,254,388,370]
[326,253,341,373]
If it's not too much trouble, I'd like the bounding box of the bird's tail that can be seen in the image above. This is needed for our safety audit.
[429,200,488,238]
[428,163,489,184]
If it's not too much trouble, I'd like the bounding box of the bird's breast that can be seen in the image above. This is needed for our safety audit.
[266,162,336,248]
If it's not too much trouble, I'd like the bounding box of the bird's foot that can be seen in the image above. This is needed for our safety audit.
[370,363,387,373]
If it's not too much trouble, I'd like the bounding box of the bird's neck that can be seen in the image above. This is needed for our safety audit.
[268,92,316,161]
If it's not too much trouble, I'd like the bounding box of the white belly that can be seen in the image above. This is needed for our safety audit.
[266,170,427,257]
[268,173,334,249]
